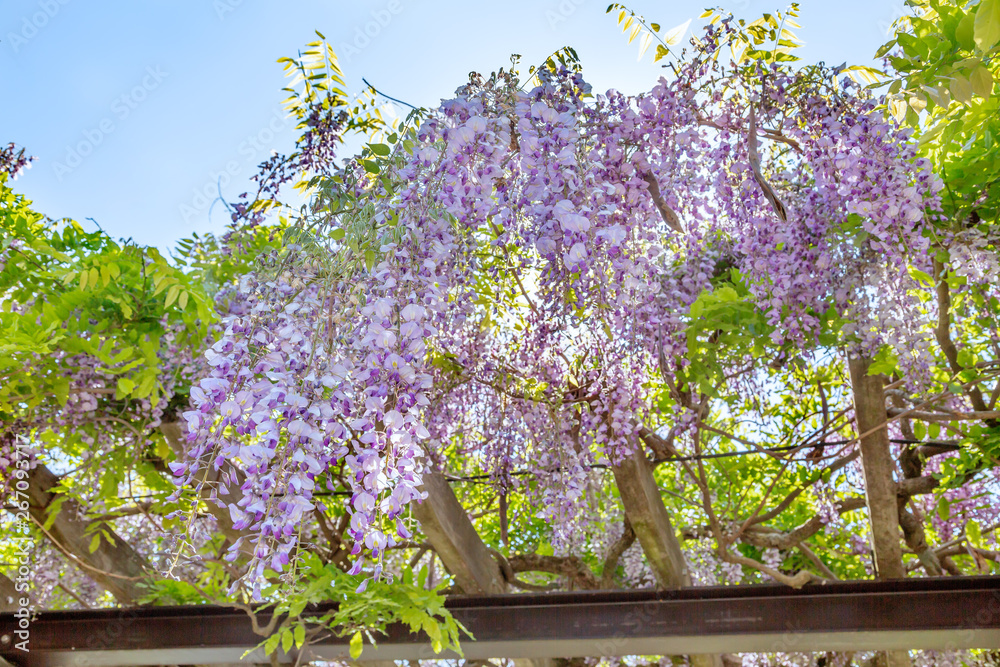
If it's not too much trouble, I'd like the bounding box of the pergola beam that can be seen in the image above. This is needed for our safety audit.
[2,577,998,666]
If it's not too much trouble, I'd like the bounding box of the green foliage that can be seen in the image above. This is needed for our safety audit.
[878,0,999,227]
[682,272,775,399]
[253,552,467,659]
[0,175,212,417]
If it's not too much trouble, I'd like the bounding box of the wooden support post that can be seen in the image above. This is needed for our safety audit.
[26,464,151,605]
[610,447,690,588]
[611,447,724,667]
[410,471,505,595]
[411,472,553,667]
[848,355,911,667]
[848,356,905,579]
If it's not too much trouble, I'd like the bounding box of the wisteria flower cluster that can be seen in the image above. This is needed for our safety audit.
[177,22,947,591]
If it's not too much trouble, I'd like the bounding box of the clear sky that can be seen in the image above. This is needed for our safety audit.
[1,0,909,251]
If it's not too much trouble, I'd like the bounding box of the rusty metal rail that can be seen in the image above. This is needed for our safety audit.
[2,576,999,666]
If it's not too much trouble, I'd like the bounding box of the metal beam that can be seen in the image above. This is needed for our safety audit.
[2,577,999,666]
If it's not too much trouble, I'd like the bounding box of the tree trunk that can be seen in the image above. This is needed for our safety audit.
[26,463,151,604]
[848,355,911,667]
[411,472,553,667]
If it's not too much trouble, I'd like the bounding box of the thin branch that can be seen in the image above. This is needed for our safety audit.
[600,518,636,588]
[361,78,419,110]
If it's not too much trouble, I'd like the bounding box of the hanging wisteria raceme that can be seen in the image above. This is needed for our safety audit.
[177,20,949,590]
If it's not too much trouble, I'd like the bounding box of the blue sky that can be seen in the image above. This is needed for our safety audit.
[1,0,909,251]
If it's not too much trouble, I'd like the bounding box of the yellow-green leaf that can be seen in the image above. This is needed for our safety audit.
[967,519,983,547]
[89,533,101,553]
[637,30,653,61]
[117,377,136,396]
[970,64,994,98]
[889,97,907,121]
[957,11,976,50]
[844,65,884,86]
[974,0,1000,51]
[165,284,180,308]
[136,372,157,399]
[349,631,363,660]
[294,625,305,649]
[950,74,974,104]
[663,19,691,46]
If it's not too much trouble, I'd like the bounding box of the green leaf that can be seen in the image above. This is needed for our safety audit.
[967,519,983,547]
[361,159,380,174]
[281,628,294,654]
[264,633,281,655]
[957,11,977,50]
[117,377,136,396]
[869,346,900,376]
[294,624,305,649]
[349,631,363,660]
[368,143,391,156]
[89,533,101,553]
[957,348,976,369]
[330,228,346,241]
[136,372,157,399]
[974,0,1000,51]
